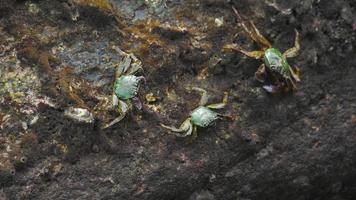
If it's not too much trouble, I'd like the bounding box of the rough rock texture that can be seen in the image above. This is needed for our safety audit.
[0,0,355,199]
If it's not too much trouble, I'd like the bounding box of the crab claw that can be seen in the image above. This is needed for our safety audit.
[262,84,282,93]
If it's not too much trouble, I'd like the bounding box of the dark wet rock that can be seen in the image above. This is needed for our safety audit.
[0,0,356,200]
[189,190,215,200]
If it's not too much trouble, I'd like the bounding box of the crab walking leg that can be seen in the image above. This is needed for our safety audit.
[192,87,208,106]
[102,99,130,129]
[207,92,228,109]
[248,21,273,49]
[288,65,301,82]
[232,6,272,49]
[188,126,198,143]
[115,54,132,78]
[287,77,298,91]
[126,56,143,75]
[113,47,142,76]
[102,111,126,129]
[217,113,235,121]
[223,44,265,59]
[283,30,300,58]
[160,118,193,137]
[255,64,266,82]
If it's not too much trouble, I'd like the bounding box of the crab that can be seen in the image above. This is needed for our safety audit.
[160,87,230,141]
[56,48,145,129]
[224,7,301,93]
[101,49,145,129]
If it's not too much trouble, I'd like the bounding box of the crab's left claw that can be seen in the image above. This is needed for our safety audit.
[217,113,236,121]
[115,53,132,78]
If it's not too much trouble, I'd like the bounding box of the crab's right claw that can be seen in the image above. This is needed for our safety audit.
[217,113,236,121]
[187,126,198,144]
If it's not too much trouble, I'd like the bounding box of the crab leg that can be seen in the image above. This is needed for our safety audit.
[223,44,265,59]
[187,126,198,143]
[232,6,272,49]
[160,118,193,137]
[217,113,235,121]
[191,87,208,106]
[102,99,130,129]
[255,64,266,82]
[207,92,228,109]
[126,55,143,75]
[288,65,301,82]
[287,77,298,91]
[102,111,126,129]
[283,30,300,58]
[115,54,132,78]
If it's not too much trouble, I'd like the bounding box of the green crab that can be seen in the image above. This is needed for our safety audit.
[224,7,301,93]
[160,87,230,140]
[102,49,145,129]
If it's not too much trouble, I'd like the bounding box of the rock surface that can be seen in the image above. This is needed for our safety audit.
[0,0,355,199]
